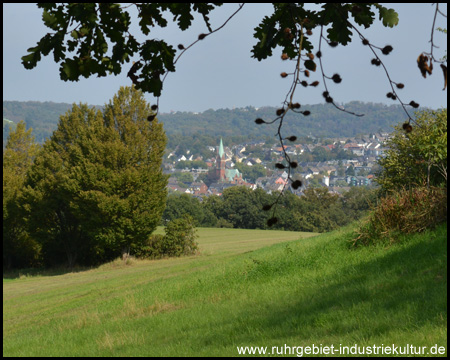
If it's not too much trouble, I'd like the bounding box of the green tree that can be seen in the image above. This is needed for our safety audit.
[295,187,346,232]
[164,193,217,227]
[376,109,447,193]
[215,187,269,229]
[24,104,106,266]
[174,172,194,184]
[234,162,267,183]
[341,186,378,220]
[24,86,168,267]
[3,121,41,269]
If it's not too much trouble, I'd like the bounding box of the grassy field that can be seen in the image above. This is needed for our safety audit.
[3,224,447,357]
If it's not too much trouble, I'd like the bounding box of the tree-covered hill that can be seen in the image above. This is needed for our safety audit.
[3,101,90,144]
[158,101,410,138]
[4,100,412,145]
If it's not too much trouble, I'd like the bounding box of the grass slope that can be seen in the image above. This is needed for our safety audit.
[3,224,447,357]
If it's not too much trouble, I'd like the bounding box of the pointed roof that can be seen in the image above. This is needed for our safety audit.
[218,138,225,159]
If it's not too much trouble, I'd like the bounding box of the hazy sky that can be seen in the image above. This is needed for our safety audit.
[3,3,447,113]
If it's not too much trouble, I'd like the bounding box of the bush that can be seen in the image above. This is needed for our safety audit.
[353,186,447,246]
[162,215,198,257]
[134,216,198,259]
[132,234,165,259]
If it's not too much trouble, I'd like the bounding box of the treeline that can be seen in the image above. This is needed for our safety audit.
[4,100,411,146]
[3,101,98,144]
[163,186,378,233]
[158,101,408,138]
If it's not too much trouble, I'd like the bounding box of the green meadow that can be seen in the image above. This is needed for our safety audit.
[3,224,447,357]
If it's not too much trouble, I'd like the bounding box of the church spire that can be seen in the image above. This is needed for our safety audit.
[218,137,225,159]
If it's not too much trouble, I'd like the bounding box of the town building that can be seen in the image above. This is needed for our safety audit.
[208,138,246,185]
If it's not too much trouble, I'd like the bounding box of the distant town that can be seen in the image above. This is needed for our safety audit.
[164,131,390,197]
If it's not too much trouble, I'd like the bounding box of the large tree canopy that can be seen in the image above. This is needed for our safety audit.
[23,86,168,266]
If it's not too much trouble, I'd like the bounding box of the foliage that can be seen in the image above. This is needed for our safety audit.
[234,163,267,183]
[22,3,227,96]
[22,86,168,267]
[132,234,165,260]
[163,186,377,233]
[22,3,402,98]
[160,215,198,257]
[353,186,447,246]
[134,216,199,260]
[376,109,447,193]
[163,193,217,227]
[218,187,269,229]
[3,121,41,269]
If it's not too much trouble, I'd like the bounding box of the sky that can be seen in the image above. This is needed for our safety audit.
[3,3,447,113]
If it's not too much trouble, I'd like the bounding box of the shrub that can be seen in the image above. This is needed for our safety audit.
[162,215,198,257]
[353,186,447,246]
[132,234,165,259]
[135,216,199,259]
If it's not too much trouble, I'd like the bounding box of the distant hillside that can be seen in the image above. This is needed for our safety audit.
[3,101,97,144]
[158,101,410,138]
[4,100,414,145]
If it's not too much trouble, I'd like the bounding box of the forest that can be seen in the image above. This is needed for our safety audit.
[4,100,410,146]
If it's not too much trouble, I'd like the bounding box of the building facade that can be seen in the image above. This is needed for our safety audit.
[209,138,245,184]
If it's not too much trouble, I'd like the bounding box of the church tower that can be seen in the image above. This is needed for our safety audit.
[216,138,226,181]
